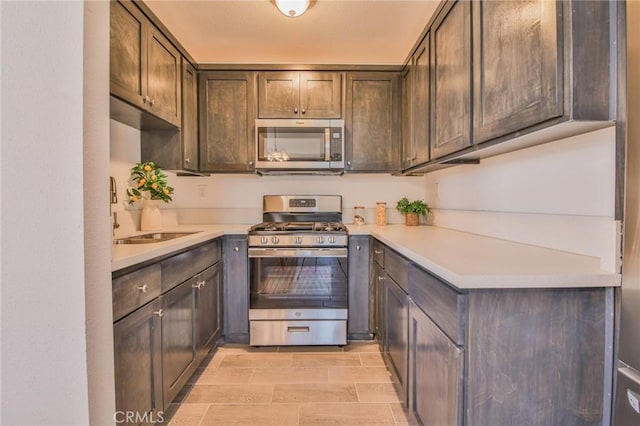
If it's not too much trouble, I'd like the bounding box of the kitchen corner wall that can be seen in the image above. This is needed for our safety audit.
[110,119,425,237]
[424,126,619,272]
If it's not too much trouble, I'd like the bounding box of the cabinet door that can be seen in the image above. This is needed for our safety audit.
[182,60,198,171]
[430,0,471,159]
[348,236,372,339]
[401,66,413,170]
[384,277,409,402]
[409,301,462,426]
[412,33,430,165]
[472,0,561,144]
[161,280,195,407]
[195,262,223,359]
[146,26,181,127]
[373,263,386,346]
[300,72,342,118]
[200,71,257,172]
[223,236,249,343]
[345,72,401,172]
[110,0,147,110]
[258,71,300,118]
[113,299,163,423]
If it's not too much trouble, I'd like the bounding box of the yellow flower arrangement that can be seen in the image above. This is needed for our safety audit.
[126,162,174,205]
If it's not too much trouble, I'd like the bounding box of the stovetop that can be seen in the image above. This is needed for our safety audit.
[249,221,348,234]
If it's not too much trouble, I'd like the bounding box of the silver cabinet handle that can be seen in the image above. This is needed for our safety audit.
[199,280,206,288]
[192,280,205,289]
[153,309,164,317]
[356,245,361,251]
[378,276,385,281]
[142,95,148,104]
[294,107,298,114]
[301,108,306,114]
[149,98,155,107]
[185,157,191,164]
[347,161,352,166]
[234,247,239,252]
[137,284,148,293]
[374,250,383,254]
[249,161,254,166]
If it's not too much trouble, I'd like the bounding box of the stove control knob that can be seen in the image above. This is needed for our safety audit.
[295,236,303,244]
[328,236,336,244]
[261,236,268,244]
[317,236,325,244]
[271,236,280,244]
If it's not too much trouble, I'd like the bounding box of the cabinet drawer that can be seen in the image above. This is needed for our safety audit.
[162,239,222,292]
[408,264,465,345]
[372,239,385,267]
[113,263,162,321]
[385,248,409,292]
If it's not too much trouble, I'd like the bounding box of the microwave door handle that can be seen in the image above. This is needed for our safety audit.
[324,128,331,161]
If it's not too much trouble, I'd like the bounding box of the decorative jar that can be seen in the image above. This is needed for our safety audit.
[375,202,387,226]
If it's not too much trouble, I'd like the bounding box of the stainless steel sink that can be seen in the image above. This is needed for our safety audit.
[113,231,200,245]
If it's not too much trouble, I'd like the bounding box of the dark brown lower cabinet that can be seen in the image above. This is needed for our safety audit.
[113,238,224,418]
[384,276,409,403]
[348,236,373,340]
[408,301,462,425]
[113,299,163,425]
[195,263,223,358]
[161,280,195,408]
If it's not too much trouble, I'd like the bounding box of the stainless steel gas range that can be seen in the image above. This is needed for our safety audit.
[248,195,348,346]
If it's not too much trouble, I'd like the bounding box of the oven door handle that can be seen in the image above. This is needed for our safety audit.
[248,247,348,258]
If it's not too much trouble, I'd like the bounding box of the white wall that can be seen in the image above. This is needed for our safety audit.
[1,2,92,424]
[424,126,619,272]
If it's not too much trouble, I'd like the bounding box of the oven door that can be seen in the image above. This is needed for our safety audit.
[248,247,348,314]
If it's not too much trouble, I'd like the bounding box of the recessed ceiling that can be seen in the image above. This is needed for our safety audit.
[143,0,440,65]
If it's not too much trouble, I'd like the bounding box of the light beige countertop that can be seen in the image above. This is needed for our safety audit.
[112,223,620,289]
[112,224,251,272]
[349,224,620,289]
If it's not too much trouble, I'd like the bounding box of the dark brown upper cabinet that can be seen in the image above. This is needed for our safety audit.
[430,0,472,160]
[345,72,401,173]
[402,33,431,171]
[258,71,342,119]
[110,0,181,128]
[472,0,611,145]
[199,71,257,173]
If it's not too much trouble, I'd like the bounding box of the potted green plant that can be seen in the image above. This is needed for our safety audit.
[396,197,431,226]
[126,162,174,230]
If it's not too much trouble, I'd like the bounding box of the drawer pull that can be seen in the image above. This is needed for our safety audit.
[137,284,148,293]
[153,309,164,317]
[192,280,205,289]
[287,326,310,333]
[378,276,385,281]
[234,247,239,252]
[374,250,383,254]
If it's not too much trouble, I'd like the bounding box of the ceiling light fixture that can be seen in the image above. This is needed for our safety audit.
[271,0,317,18]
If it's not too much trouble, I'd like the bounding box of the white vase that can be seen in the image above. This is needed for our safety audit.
[140,199,162,231]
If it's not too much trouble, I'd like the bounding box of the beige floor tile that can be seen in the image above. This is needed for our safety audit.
[291,353,362,367]
[219,353,293,368]
[190,367,254,385]
[272,383,358,403]
[356,383,403,403]
[298,402,396,425]
[328,366,393,383]
[278,345,345,353]
[251,367,328,383]
[162,403,209,425]
[183,384,274,404]
[200,404,299,426]
[389,403,419,425]
[343,342,381,352]
[359,352,386,366]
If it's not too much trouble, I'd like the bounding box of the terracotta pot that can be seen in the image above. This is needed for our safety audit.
[405,212,419,226]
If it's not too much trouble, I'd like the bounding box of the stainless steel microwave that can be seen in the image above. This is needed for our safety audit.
[255,119,344,175]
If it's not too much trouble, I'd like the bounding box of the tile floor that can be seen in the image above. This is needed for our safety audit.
[163,342,418,425]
